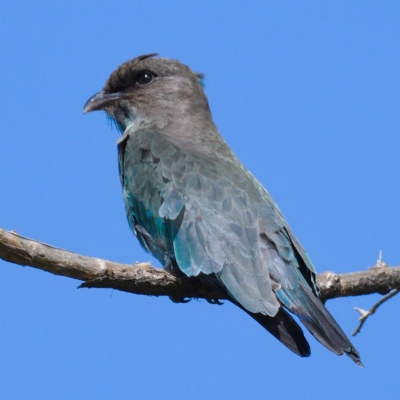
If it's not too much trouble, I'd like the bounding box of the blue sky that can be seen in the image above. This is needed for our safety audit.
[1,1,399,399]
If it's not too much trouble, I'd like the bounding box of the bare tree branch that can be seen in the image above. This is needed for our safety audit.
[1,227,400,304]
[317,265,400,302]
[352,288,400,336]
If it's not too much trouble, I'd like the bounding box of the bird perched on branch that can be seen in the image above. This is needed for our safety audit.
[84,54,362,365]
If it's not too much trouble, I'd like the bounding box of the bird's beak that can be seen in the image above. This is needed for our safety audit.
[83,90,124,114]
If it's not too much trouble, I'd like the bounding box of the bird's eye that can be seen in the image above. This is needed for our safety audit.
[136,71,155,85]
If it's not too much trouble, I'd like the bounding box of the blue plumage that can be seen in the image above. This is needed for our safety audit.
[84,54,362,365]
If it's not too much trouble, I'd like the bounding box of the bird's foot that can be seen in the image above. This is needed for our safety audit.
[169,295,191,304]
[206,298,224,305]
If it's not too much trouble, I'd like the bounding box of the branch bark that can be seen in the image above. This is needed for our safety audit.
[1,227,400,303]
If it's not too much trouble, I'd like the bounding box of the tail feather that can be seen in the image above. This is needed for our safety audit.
[244,307,311,357]
[199,273,310,357]
[198,271,362,365]
[288,280,363,366]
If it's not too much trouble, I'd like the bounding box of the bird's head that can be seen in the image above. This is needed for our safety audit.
[83,54,211,134]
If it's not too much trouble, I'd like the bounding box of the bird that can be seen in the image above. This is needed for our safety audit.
[84,53,362,365]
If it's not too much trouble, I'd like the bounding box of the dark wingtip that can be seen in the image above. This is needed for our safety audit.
[345,347,364,367]
[293,280,364,365]
[355,360,365,368]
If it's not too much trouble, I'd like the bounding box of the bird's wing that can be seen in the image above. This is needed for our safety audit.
[123,129,316,317]
[257,196,361,363]
[123,130,361,364]
[157,143,310,316]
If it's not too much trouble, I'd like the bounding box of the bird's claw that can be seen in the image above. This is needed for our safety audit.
[206,298,224,305]
[169,296,191,304]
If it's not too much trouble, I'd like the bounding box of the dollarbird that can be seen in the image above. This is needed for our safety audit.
[84,54,362,365]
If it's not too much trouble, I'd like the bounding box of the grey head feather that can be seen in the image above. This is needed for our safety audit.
[92,54,222,154]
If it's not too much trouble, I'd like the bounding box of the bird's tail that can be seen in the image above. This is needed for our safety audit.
[200,273,311,357]
[242,306,311,357]
[279,280,363,366]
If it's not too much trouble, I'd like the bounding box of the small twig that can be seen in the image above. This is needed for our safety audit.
[352,288,400,336]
